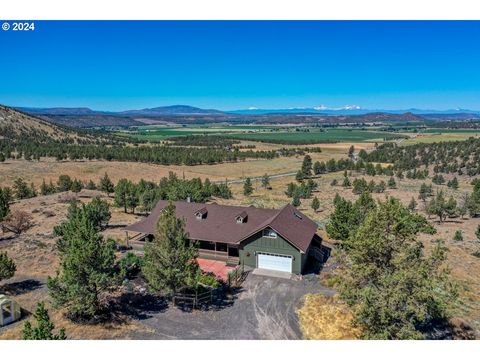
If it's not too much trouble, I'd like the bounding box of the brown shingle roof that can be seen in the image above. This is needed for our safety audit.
[125,201,318,253]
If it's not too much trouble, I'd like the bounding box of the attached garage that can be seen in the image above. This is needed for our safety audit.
[257,252,293,273]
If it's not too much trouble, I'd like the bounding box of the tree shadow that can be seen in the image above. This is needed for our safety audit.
[108,292,169,321]
[1,279,43,296]
[174,286,242,313]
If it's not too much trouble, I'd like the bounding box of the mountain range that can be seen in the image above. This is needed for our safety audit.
[18,104,480,117]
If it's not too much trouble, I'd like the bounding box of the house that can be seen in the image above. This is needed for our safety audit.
[125,200,322,275]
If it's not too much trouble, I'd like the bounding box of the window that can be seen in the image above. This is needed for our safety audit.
[263,229,277,238]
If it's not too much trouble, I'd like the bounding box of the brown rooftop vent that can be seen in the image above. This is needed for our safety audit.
[235,211,248,223]
[194,207,208,219]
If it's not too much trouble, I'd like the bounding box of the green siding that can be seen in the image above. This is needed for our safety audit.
[239,228,305,274]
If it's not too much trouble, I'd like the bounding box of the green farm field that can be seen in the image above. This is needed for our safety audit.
[217,128,405,144]
[122,124,281,140]
[122,125,406,144]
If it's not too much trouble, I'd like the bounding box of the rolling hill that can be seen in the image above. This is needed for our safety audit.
[0,105,118,143]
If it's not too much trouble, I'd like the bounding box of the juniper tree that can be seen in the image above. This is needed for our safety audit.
[408,197,417,212]
[311,197,320,212]
[86,179,97,190]
[292,194,301,207]
[22,302,66,340]
[338,198,455,339]
[115,178,134,213]
[342,176,351,188]
[301,155,312,177]
[0,251,16,283]
[71,179,83,193]
[243,177,253,196]
[348,145,355,159]
[387,177,397,189]
[47,208,117,319]
[261,174,270,189]
[13,177,34,199]
[57,175,73,192]
[0,187,11,221]
[447,177,459,190]
[99,173,115,196]
[142,202,199,297]
[295,170,305,183]
[453,230,463,242]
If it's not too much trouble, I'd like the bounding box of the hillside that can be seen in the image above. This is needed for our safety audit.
[0,105,117,143]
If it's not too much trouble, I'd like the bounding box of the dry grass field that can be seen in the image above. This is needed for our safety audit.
[0,142,361,188]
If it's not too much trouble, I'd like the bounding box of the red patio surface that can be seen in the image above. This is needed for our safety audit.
[196,258,235,282]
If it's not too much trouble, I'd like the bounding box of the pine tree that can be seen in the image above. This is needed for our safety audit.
[143,202,199,297]
[47,208,117,319]
[0,251,16,282]
[311,197,320,212]
[243,177,253,196]
[99,173,114,196]
[22,302,66,340]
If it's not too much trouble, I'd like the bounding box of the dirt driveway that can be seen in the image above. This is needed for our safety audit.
[130,273,335,340]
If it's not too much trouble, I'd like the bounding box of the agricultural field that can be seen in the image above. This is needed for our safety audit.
[402,131,480,145]
[217,128,405,144]
[119,125,407,144]
[120,124,283,141]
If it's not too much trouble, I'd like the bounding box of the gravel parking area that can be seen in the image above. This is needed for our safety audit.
[131,273,335,340]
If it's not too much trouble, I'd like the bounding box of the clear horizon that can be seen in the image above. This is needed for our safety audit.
[1,21,480,111]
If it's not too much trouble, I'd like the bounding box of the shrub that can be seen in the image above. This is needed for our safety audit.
[453,230,463,242]
[119,252,144,279]
[1,210,33,235]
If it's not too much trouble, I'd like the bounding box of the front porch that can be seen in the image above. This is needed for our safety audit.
[197,240,240,267]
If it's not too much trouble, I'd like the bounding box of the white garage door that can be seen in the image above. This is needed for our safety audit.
[257,253,292,273]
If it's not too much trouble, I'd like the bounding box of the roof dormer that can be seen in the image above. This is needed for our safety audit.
[235,211,248,223]
[194,207,208,219]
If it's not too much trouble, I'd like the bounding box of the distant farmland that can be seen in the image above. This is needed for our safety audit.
[216,128,406,144]
[121,126,406,144]
[122,125,280,141]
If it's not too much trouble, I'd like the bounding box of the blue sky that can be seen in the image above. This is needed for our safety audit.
[1,21,479,111]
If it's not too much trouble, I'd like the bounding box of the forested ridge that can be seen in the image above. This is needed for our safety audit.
[364,137,480,176]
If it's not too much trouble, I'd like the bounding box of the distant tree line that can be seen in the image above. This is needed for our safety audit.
[0,137,315,166]
[363,138,480,176]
